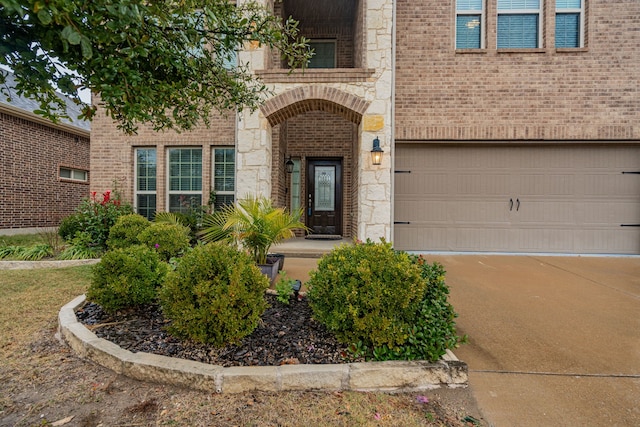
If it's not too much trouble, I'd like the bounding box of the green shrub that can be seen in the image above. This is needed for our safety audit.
[107,214,150,249]
[308,239,427,350]
[87,245,168,313]
[138,222,191,261]
[154,211,202,245]
[274,271,295,305]
[355,256,467,362]
[59,190,133,250]
[58,214,82,242]
[159,243,269,346]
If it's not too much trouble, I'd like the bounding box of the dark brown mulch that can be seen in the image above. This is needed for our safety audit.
[75,294,360,367]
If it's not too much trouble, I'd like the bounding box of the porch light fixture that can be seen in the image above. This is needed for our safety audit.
[285,156,295,174]
[371,137,383,165]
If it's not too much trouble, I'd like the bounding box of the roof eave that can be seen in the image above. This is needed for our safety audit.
[0,102,91,139]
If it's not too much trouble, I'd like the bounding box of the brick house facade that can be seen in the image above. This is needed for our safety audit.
[1,73,90,230]
[90,0,640,254]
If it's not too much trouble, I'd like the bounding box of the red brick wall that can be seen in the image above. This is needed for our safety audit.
[395,0,640,141]
[274,110,357,237]
[271,1,357,69]
[89,102,235,211]
[0,112,90,229]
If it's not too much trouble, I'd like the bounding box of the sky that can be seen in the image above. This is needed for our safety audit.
[1,64,92,104]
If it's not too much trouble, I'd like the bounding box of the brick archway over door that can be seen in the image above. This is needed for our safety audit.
[260,86,369,126]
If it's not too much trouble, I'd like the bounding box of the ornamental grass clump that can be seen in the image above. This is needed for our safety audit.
[87,245,168,313]
[158,243,269,346]
[308,239,466,362]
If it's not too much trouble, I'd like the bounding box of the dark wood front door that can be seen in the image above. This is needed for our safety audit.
[306,159,342,235]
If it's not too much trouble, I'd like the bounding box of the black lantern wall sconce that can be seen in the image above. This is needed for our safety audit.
[285,156,294,174]
[371,136,383,165]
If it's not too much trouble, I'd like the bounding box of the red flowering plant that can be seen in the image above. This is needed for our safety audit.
[59,186,132,253]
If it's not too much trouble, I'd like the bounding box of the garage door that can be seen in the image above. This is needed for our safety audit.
[394,144,640,254]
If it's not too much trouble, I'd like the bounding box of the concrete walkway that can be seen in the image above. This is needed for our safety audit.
[424,255,640,426]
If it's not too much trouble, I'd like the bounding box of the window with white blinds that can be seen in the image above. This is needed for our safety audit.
[497,0,542,48]
[556,0,583,48]
[456,0,484,49]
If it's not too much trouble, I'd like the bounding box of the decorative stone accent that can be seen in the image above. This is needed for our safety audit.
[363,115,385,132]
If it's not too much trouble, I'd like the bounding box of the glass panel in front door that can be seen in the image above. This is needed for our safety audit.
[314,166,335,211]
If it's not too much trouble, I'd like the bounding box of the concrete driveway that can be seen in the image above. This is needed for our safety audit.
[427,255,640,426]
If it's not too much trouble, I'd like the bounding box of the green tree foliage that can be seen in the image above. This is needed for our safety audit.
[0,0,311,133]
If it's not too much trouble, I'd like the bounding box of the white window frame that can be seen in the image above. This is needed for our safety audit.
[212,147,236,209]
[497,0,543,49]
[166,147,203,213]
[555,1,584,48]
[59,167,88,182]
[134,147,157,220]
[455,0,485,49]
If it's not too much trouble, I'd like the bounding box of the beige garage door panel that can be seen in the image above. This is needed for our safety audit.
[394,145,640,254]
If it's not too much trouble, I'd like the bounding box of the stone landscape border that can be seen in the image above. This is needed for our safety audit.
[59,295,469,394]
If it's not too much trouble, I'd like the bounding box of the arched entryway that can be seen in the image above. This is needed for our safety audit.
[261,87,369,238]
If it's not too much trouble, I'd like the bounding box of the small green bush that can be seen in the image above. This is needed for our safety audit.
[138,222,191,261]
[58,214,82,242]
[107,214,150,249]
[87,245,168,313]
[308,239,427,350]
[58,190,133,250]
[357,256,467,362]
[159,243,269,346]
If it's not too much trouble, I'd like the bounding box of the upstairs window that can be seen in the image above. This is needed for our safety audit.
[456,0,484,49]
[556,0,583,48]
[308,40,336,68]
[497,0,542,48]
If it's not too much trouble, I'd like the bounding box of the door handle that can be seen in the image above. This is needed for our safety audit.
[308,193,312,216]
[516,198,520,211]
[509,198,513,211]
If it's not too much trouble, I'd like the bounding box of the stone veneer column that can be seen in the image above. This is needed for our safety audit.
[235,0,273,199]
[235,0,394,241]
[357,0,393,242]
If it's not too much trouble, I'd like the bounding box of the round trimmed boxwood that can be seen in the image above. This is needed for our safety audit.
[87,245,168,313]
[158,243,269,346]
[307,239,428,350]
[137,222,191,261]
[106,214,150,249]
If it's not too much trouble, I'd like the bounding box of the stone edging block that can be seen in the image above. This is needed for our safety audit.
[59,295,468,394]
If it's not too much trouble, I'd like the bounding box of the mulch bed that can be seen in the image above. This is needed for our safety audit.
[76,294,360,367]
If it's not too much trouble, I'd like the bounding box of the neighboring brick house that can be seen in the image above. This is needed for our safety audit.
[91,0,640,254]
[1,72,90,230]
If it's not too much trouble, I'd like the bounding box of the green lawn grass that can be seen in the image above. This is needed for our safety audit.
[0,233,48,247]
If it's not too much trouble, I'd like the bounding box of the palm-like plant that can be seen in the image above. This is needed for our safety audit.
[200,196,307,265]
